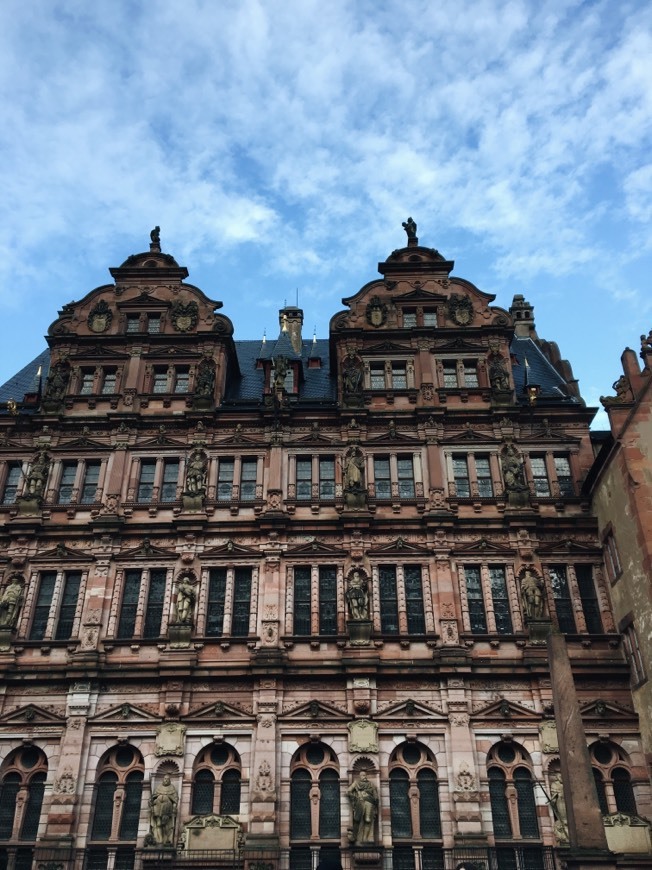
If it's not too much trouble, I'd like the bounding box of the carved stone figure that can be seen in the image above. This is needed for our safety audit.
[150,226,161,246]
[347,770,378,845]
[195,359,216,398]
[641,330,652,353]
[25,451,50,498]
[185,449,207,496]
[272,356,289,391]
[174,576,196,625]
[501,444,527,493]
[489,355,510,392]
[402,217,417,240]
[149,775,178,846]
[343,446,365,491]
[346,570,369,621]
[550,772,569,842]
[342,353,363,401]
[456,761,476,792]
[44,362,70,402]
[520,569,546,620]
[0,576,25,629]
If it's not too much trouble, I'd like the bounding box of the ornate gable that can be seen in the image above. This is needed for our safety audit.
[452,537,516,557]
[32,542,90,563]
[89,703,161,724]
[0,704,66,726]
[284,539,346,558]
[367,537,430,557]
[115,538,177,561]
[184,700,254,723]
[280,699,349,722]
[376,699,446,720]
[201,540,260,559]
[471,698,540,722]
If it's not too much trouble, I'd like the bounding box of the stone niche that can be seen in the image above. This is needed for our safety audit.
[181,815,242,851]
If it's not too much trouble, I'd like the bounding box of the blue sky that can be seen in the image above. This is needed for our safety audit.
[1,0,651,428]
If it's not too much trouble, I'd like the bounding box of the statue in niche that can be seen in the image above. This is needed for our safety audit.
[25,451,50,499]
[195,359,216,398]
[148,775,178,846]
[520,569,546,620]
[174,576,196,625]
[489,354,510,392]
[44,361,70,402]
[347,770,378,845]
[184,449,207,496]
[501,444,527,493]
[346,570,369,621]
[0,576,25,629]
[343,446,365,491]
[402,217,417,240]
[342,353,363,401]
[272,356,289,391]
[549,772,569,842]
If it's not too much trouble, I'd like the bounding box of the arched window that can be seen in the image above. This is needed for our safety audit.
[487,742,539,841]
[88,745,144,870]
[589,741,638,815]
[289,741,340,867]
[0,747,48,842]
[388,742,442,870]
[191,743,241,816]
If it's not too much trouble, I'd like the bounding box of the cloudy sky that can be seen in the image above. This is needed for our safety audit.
[1,0,651,427]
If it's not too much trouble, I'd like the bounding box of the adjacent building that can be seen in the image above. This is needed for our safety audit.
[0,226,650,870]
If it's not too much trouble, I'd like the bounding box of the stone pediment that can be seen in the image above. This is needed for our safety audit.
[367,537,430,557]
[135,435,187,448]
[364,341,413,354]
[440,428,500,445]
[201,540,260,559]
[58,436,108,450]
[452,537,516,557]
[393,287,447,303]
[0,704,66,725]
[471,698,539,721]
[68,344,130,361]
[142,347,202,360]
[185,700,254,723]
[536,538,601,557]
[115,539,177,561]
[284,539,346,558]
[280,699,349,721]
[291,430,335,445]
[367,427,420,444]
[376,699,446,720]
[520,423,581,445]
[580,700,636,721]
[32,543,89,563]
[432,338,487,352]
[89,703,160,724]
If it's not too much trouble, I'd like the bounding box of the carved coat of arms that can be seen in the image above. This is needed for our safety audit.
[447,294,474,326]
[87,300,113,333]
[365,296,388,328]
[171,300,198,332]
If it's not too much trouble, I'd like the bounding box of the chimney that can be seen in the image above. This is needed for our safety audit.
[279,306,303,354]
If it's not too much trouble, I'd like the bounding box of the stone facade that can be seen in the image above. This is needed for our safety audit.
[0,229,650,870]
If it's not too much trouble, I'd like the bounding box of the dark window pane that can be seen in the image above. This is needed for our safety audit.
[549,565,576,633]
[421,846,444,870]
[379,566,399,634]
[240,458,257,501]
[613,768,637,814]
[514,768,539,838]
[293,567,312,636]
[453,456,470,497]
[206,569,226,637]
[2,464,23,504]
[91,773,118,840]
[220,770,241,814]
[231,568,252,636]
[143,569,166,639]
[319,769,340,838]
[217,460,234,501]
[593,769,608,814]
[489,566,513,634]
[370,365,385,389]
[291,770,312,839]
[101,373,117,395]
[463,363,479,388]
[397,457,415,498]
[476,456,493,497]
[489,768,512,838]
[392,364,407,389]
[319,459,335,499]
[530,456,550,497]
[374,458,391,499]
[81,462,100,504]
[319,567,337,635]
[575,564,602,633]
[161,460,179,502]
[554,455,574,496]
[118,772,143,840]
[404,566,425,634]
[443,362,457,388]
[137,460,156,502]
[58,463,77,503]
[30,571,56,640]
[114,849,135,870]
[464,566,487,633]
[55,571,82,640]
[290,848,311,870]
[126,315,140,333]
[418,769,441,837]
[390,769,411,838]
[117,571,141,639]
[296,458,312,500]
[192,770,214,814]
[174,369,190,393]
[0,774,20,839]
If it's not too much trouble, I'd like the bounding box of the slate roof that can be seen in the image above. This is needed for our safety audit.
[0,336,578,412]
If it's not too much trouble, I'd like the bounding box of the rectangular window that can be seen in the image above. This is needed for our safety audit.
[397,456,415,499]
[319,567,337,635]
[374,457,391,499]
[137,460,156,502]
[80,371,95,395]
[489,566,513,634]
[30,572,57,640]
[403,312,417,328]
[475,455,493,497]
[117,570,142,638]
[379,566,399,634]
[240,458,257,501]
[404,565,425,634]
[147,314,161,334]
[391,363,407,389]
[604,530,622,583]
[554,455,574,496]
[370,364,385,390]
[548,565,576,633]
[126,314,140,333]
[101,371,117,395]
[2,463,23,504]
[464,566,487,633]
[530,456,550,497]
[206,569,227,637]
[55,571,82,640]
[143,569,166,638]
[423,311,437,327]
[293,567,312,636]
[296,457,312,500]
[81,462,100,504]
[117,569,166,640]
[463,362,479,388]
[174,368,190,393]
[231,568,252,636]
[452,456,471,497]
[58,463,77,504]
[319,458,335,499]
[152,370,168,394]
[443,362,458,388]
[217,460,234,501]
[622,621,646,687]
[160,460,179,503]
[575,564,602,633]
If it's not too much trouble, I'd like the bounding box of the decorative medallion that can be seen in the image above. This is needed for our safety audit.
[447,293,474,326]
[87,300,113,333]
[171,300,199,332]
[365,296,388,328]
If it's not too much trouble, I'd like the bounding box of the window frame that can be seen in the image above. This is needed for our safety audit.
[1,462,24,505]
[203,566,254,639]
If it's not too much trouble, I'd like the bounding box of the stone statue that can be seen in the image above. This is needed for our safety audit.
[0,577,25,630]
[150,226,161,246]
[402,217,417,240]
[342,353,363,399]
[273,356,289,391]
[174,576,196,625]
[148,774,178,846]
[501,444,527,493]
[346,570,369,621]
[489,355,510,392]
[195,359,216,397]
[25,451,50,498]
[347,770,378,845]
[185,450,207,496]
[641,330,652,353]
[550,772,569,842]
[343,446,365,491]
[520,569,545,620]
[44,363,69,401]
